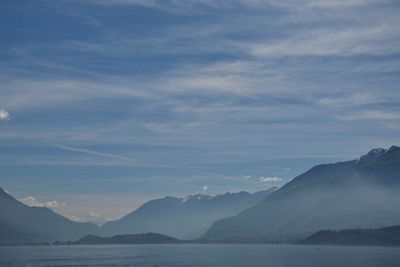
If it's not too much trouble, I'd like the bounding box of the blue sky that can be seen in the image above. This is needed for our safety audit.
[1,0,399,223]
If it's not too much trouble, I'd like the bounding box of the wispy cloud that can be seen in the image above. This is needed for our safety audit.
[86,0,383,10]
[336,111,400,121]
[319,93,379,107]
[0,78,153,111]
[251,25,400,57]
[302,0,385,9]
[260,176,282,182]
[19,196,66,208]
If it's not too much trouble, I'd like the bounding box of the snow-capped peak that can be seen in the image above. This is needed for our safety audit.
[182,194,211,202]
[357,147,386,163]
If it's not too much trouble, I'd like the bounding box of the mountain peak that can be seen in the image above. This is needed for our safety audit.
[268,186,279,192]
[358,147,386,163]
[181,194,211,202]
[387,145,400,154]
[357,145,400,164]
[0,187,15,201]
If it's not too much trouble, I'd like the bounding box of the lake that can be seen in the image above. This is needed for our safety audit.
[0,244,399,267]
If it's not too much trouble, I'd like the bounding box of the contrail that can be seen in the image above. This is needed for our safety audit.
[54,144,136,163]
[54,144,254,184]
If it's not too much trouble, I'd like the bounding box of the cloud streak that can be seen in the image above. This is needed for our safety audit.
[336,111,400,121]
[54,144,137,163]
[251,24,400,58]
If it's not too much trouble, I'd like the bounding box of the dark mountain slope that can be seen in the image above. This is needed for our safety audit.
[302,225,400,246]
[204,146,400,241]
[0,188,99,244]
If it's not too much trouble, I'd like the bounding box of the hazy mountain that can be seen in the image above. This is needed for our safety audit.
[0,188,100,244]
[302,225,400,246]
[204,146,400,241]
[102,187,277,239]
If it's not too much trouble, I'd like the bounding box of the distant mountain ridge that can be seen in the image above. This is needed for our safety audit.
[302,225,400,246]
[102,187,278,239]
[0,186,277,244]
[2,145,399,244]
[204,146,400,241]
[0,188,100,244]
[74,233,181,245]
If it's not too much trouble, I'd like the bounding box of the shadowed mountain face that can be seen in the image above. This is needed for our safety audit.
[0,188,100,244]
[204,146,400,241]
[102,188,277,239]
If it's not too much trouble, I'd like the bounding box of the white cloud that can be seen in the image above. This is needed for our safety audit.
[202,185,209,192]
[88,211,100,217]
[318,93,380,107]
[19,196,66,208]
[259,176,282,182]
[0,109,10,121]
[62,213,83,222]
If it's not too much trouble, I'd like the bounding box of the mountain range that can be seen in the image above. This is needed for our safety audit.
[1,145,399,244]
[0,186,277,243]
[203,145,400,241]
[102,187,277,239]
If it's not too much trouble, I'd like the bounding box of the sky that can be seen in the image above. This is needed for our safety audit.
[0,0,399,224]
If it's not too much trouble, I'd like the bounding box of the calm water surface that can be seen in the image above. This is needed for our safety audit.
[0,244,399,267]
